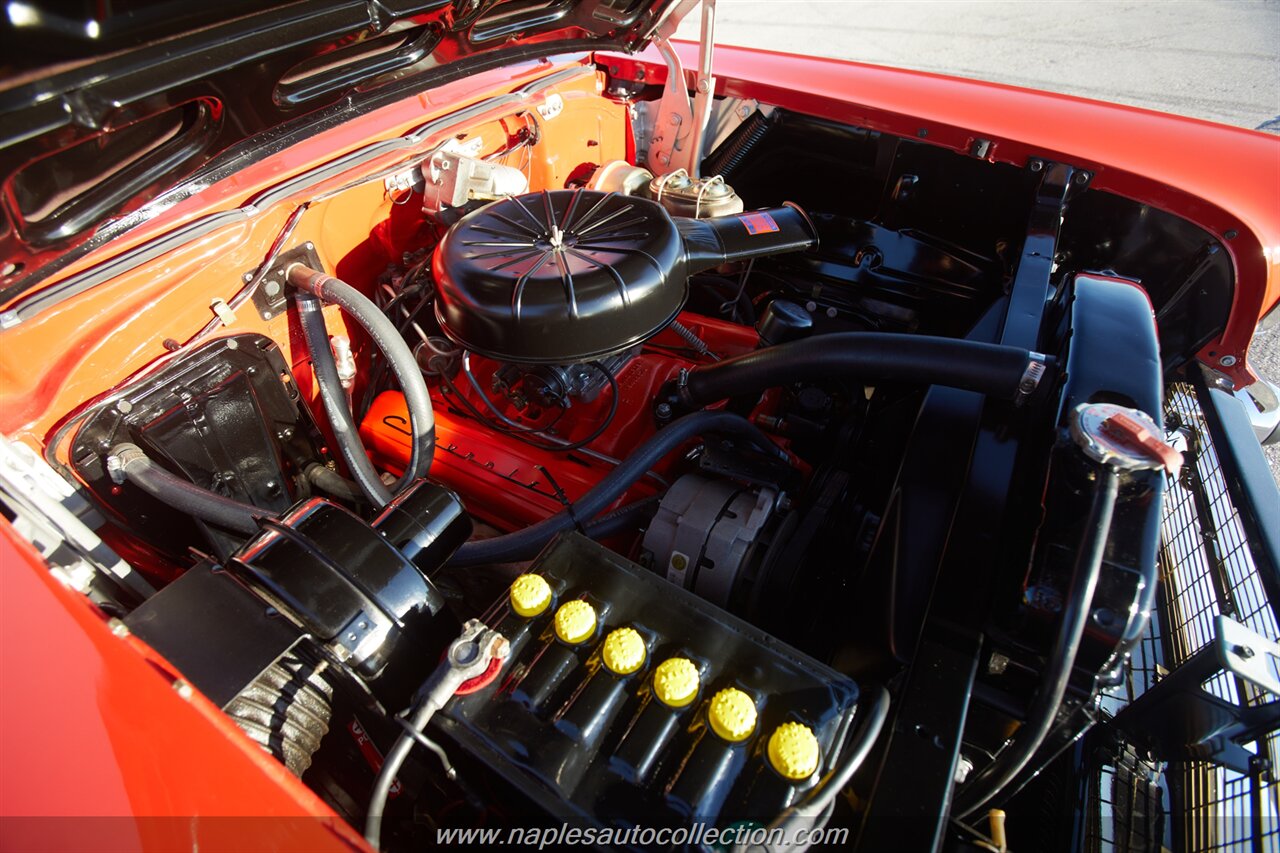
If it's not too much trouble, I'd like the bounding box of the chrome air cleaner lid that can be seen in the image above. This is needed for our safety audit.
[433,189,687,364]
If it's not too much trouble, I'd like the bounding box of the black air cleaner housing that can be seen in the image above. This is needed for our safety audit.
[433,189,817,364]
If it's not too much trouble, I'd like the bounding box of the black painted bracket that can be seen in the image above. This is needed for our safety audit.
[1111,615,1280,774]
[1000,160,1087,351]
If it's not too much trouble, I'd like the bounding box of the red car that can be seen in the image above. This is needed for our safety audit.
[2,2,1278,852]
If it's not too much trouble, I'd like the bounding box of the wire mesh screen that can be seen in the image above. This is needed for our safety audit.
[1086,381,1280,853]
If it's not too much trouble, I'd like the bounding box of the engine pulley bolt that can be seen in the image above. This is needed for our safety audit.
[768,721,820,781]
[653,657,700,708]
[554,599,598,645]
[602,627,647,676]
[509,573,552,618]
[709,687,758,743]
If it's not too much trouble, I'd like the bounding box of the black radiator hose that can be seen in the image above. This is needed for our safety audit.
[296,292,395,507]
[448,411,780,567]
[109,443,262,536]
[669,333,1044,409]
[289,263,435,507]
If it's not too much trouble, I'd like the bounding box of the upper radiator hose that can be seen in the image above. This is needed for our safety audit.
[667,332,1047,409]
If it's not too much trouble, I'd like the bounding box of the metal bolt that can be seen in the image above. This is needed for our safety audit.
[738,104,751,118]
[1220,355,1237,367]
[452,640,480,665]
[263,311,273,320]
[670,113,681,125]
[1029,159,1044,172]
[116,400,133,414]
[264,280,281,297]
[659,153,670,165]
[108,618,131,638]
[1074,171,1091,185]
[954,755,975,784]
[305,242,314,250]
[987,653,1009,675]
[174,680,194,700]
[1234,644,1256,659]
[226,339,239,350]
[697,80,711,93]
[656,402,672,419]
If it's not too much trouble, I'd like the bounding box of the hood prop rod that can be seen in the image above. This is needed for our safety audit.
[647,0,716,177]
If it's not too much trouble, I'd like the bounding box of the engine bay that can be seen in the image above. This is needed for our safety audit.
[11,54,1233,850]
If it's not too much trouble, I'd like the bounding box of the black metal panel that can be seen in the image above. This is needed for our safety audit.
[1058,190,1234,377]
[71,333,329,558]
[1000,161,1081,351]
[125,560,301,708]
[855,636,980,853]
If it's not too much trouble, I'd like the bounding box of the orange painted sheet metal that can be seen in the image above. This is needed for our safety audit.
[0,520,368,852]
[0,58,612,446]
[361,390,660,533]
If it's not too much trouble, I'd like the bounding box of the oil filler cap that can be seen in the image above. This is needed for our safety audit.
[554,599,597,645]
[709,687,758,742]
[510,574,552,618]
[768,722,820,780]
[602,627,647,676]
[653,657,700,708]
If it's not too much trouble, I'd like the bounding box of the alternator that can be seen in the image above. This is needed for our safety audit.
[641,473,779,609]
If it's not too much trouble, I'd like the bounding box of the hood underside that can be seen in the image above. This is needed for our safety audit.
[0,0,677,304]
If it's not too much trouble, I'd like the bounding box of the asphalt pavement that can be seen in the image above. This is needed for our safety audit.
[678,0,1280,480]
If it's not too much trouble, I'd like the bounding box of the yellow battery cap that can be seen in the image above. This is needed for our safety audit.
[652,657,700,708]
[510,574,552,618]
[709,687,758,742]
[554,599,597,644]
[768,722,820,780]
[602,627,647,675]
